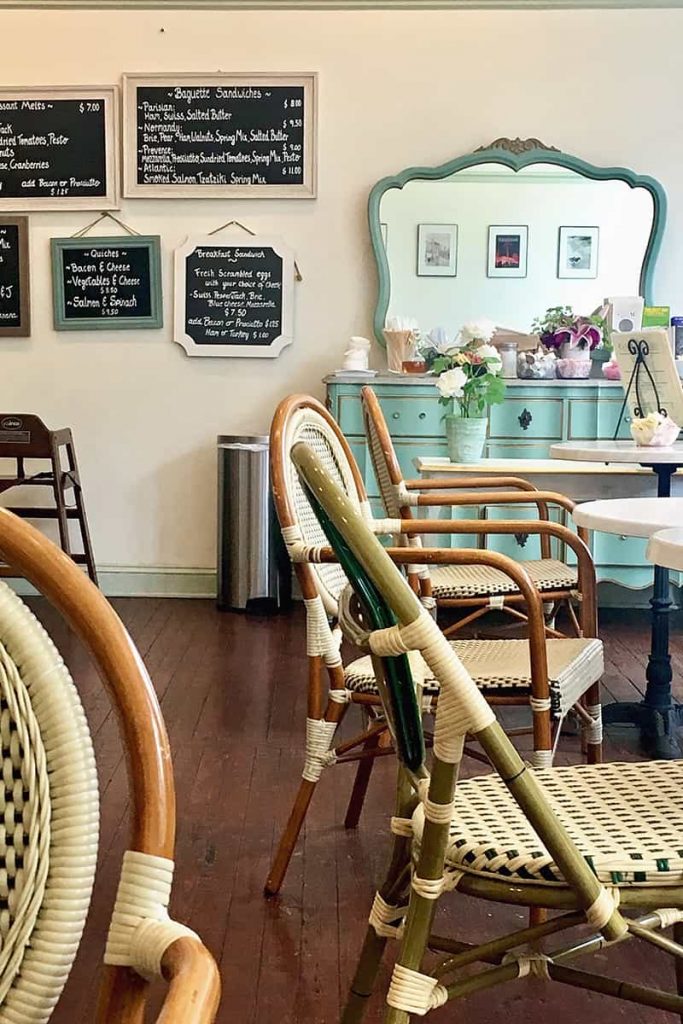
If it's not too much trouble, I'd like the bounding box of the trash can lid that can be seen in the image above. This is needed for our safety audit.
[217,434,269,448]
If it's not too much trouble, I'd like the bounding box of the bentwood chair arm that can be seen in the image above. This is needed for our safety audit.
[156,936,222,1024]
[397,518,597,636]
[404,475,542,492]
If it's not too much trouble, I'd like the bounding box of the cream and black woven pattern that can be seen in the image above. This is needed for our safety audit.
[345,637,602,717]
[429,559,577,598]
[285,409,358,611]
[366,414,402,519]
[0,582,99,1022]
[412,761,683,887]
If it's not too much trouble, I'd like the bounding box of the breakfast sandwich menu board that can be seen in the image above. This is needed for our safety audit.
[123,73,316,198]
[612,329,683,425]
[51,236,163,330]
[0,216,29,336]
[174,234,294,358]
[0,87,118,210]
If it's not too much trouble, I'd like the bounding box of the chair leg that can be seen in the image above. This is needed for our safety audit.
[265,777,319,896]
[344,726,385,829]
[674,921,683,1023]
[50,443,72,557]
[582,683,603,765]
[65,439,98,585]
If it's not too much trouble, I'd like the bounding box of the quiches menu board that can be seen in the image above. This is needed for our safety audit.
[174,235,294,358]
[123,74,316,198]
[0,87,118,210]
[51,236,163,330]
[0,216,30,336]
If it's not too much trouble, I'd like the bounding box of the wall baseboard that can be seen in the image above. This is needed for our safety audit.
[7,566,217,599]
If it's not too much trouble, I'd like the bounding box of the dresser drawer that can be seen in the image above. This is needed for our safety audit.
[339,393,443,438]
[489,398,563,440]
[486,441,552,460]
[593,531,648,567]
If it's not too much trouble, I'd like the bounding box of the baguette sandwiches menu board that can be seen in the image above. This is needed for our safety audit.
[612,329,683,425]
[51,236,163,330]
[123,73,316,198]
[0,87,118,210]
[174,235,294,358]
[0,216,29,336]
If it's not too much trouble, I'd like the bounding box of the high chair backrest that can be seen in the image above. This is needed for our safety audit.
[0,508,219,1023]
[270,394,369,616]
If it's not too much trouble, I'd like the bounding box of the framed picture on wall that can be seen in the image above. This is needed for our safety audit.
[416,223,457,277]
[558,225,599,279]
[487,225,528,278]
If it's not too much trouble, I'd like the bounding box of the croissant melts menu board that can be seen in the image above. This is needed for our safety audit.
[123,74,316,198]
[0,88,118,210]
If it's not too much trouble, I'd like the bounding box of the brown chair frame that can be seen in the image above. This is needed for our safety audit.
[361,385,587,637]
[265,395,601,897]
[0,508,220,1023]
[0,414,98,584]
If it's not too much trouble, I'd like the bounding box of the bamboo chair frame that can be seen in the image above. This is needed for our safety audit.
[265,395,602,897]
[361,385,588,637]
[0,508,220,1023]
[293,441,683,1024]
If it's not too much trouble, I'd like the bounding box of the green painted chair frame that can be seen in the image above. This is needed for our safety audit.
[361,385,585,637]
[293,440,683,1024]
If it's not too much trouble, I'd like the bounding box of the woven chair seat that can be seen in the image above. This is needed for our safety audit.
[345,637,602,717]
[412,761,683,888]
[429,558,577,598]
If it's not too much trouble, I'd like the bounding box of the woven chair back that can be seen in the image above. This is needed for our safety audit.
[361,387,405,519]
[0,508,179,1022]
[271,395,369,615]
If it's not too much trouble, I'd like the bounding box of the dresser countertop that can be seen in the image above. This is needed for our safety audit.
[324,371,624,388]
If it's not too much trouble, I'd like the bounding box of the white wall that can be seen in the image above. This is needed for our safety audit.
[1,7,682,592]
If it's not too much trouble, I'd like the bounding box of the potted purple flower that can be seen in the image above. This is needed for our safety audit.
[531,306,607,379]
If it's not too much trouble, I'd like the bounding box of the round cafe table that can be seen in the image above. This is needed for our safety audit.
[648,528,683,573]
[552,441,683,758]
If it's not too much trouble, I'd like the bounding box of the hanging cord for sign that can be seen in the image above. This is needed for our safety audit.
[208,218,302,281]
[71,211,142,238]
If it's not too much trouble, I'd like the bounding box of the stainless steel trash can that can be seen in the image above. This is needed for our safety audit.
[217,435,289,612]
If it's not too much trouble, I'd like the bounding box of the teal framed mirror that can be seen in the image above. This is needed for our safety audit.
[368,138,667,346]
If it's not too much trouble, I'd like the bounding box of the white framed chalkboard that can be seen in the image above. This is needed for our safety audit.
[0,216,30,337]
[51,235,163,330]
[174,234,295,358]
[122,73,316,199]
[0,86,119,210]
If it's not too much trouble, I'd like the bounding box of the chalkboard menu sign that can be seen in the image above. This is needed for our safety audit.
[0,87,118,210]
[174,234,294,358]
[0,216,30,337]
[123,74,316,199]
[51,235,163,331]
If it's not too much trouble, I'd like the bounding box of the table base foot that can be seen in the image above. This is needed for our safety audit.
[603,701,683,759]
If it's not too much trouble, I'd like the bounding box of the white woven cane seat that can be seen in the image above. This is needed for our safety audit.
[345,637,602,717]
[412,761,683,888]
[429,559,577,599]
[0,582,99,1021]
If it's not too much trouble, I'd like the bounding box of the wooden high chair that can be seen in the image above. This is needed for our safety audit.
[0,414,98,584]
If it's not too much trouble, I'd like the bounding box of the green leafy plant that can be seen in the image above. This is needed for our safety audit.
[433,343,506,418]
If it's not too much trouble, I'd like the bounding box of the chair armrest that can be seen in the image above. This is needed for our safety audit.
[404,475,539,493]
[410,488,576,515]
[156,935,221,1024]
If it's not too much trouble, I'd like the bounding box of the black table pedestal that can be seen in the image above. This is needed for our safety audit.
[602,463,682,759]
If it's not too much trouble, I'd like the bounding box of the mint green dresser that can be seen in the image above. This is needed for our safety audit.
[324,372,681,599]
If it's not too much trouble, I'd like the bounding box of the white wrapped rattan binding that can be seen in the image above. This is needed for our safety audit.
[393,481,419,508]
[583,703,603,745]
[302,718,338,782]
[371,518,404,536]
[368,892,408,939]
[281,523,326,563]
[585,887,618,930]
[387,964,448,1016]
[654,909,683,929]
[529,696,552,714]
[104,850,198,980]
[303,596,343,667]
[505,952,551,980]
[411,870,462,900]
[531,750,554,769]
[417,777,454,825]
[488,595,506,610]
[368,612,495,760]
[390,817,413,837]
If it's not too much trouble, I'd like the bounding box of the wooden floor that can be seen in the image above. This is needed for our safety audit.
[30,596,683,1023]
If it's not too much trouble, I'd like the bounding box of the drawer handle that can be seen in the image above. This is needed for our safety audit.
[518,408,533,431]
[620,534,627,541]
[419,412,426,420]
[514,532,530,548]
[392,412,400,420]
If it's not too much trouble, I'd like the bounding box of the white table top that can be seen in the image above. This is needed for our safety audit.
[551,440,683,465]
[573,497,683,537]
[647,528,683,571]
[416,456,651,476]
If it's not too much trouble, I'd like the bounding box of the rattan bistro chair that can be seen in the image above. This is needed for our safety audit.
[295,441,683,1024]
[265,395,603,896]
[361,386,583,636]
[0,508,220,1023]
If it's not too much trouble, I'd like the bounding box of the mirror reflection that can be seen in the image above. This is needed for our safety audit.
[379,162,655,334]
